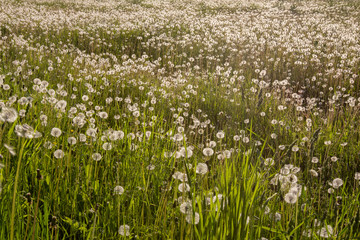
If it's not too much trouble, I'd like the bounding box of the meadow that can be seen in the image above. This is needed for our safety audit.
[1,0,360,239]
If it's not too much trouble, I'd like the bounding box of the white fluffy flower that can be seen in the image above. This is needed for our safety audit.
[331,178,343,189]
[114,186,124,195]
[202,147,214,157]
[196,163,208,175]
[284,192,298,204]
[180,201,192,214]
[178,183,190,192]
[118,224,130,236]
[53,149,64,159]
[51,128,62,138]
[185,212,200,224]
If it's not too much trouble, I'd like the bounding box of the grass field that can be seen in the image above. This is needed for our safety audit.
[1,0,360,239]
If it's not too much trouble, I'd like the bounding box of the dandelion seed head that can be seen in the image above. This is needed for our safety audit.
[264,158,274,166]
[178,183,190,192]
[291,145,299,152]
[312,157,319,163]
[202,147,214,157]
[180,201,192,214]
[67,137,77,145]
[0,107,18,123]
[4,144,16,156]
[185,212,200,225]
[118,224,130,236]
[216,131,225,139]
[284,192,298,204]
[310,169,318,177]
[53,149,64,159]
[102,142,112,150]
[92,153,102,161]
[274,212,281,221]
[355,172,360,180]
[317,225,334,238]
[51,128,62,138]
[172,171,188,182]
[146,164,155,170]
[114,186,124,195]
[331,178,343,189]
[196,163,208,175]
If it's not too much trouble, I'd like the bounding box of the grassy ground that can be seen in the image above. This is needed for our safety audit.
[0,0,360,239]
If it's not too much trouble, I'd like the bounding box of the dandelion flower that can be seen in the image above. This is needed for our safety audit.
[212,194,224,204]
[310,169,318,177]
[222,150,231,158]
[67,137,77,145]
[196,163,208,175]
[202,147,214,157]
[54,149,64,159]
[355,172,360,180]
[15,124,42,138]
[264,158,274,166]
[55,100,67,110]
[114,186,124,195]
[233,135,241,141]
[86,128,97,137]
[289,185,302,197]
[311,157,319,163]
[288,174,298,184]
[292,145,299,152]
[92,153,102,161]
[179,147,193,158]
[51,128,62,138]
[332,178,343,189]
[116,130,125,140]
[209,141,216,148]
[0,107,18,122]
[4,144,16,156]
[173,133,183,142]
[180,201,192,214]
[216,131,225,139]
[98,111,108,119]
[72,116,86,128]
[172,172,188,182]
[178,183,190,192]
[274,212,281,221]
[284,192,298,204]
[146,164,155,170]
[43,141,53,149]
[302,229,313,238]
[118,224,130,236]
[318,225,334,238]
[79,134,86,142]
[102,142,112,150]
[185,212,200,224]
[280,167,290,175]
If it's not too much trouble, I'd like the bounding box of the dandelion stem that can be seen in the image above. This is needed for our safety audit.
[31,181,42,240]
[10,139,26,240]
